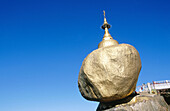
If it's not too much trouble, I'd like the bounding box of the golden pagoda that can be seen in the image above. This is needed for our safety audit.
[98,10,119,48]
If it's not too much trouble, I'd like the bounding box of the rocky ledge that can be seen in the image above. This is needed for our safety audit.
[97,93,170,111]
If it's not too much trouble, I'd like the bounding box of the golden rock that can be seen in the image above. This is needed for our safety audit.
[78,11,141,102]
[78,44,142,102]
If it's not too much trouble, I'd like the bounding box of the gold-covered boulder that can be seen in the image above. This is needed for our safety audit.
[78,44,141,102]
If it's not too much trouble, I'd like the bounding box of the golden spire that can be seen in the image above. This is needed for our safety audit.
[103,10,109,27]
[98,10,119,48]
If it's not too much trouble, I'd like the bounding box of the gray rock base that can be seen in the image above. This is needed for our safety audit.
[97,94,170,111]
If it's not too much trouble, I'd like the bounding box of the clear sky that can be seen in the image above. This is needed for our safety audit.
[0,0,170,111]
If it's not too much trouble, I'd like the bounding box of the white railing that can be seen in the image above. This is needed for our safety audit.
[153,81,170,90]
[136,80,170,92]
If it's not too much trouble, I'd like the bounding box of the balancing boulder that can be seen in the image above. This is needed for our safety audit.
[78,44,142,102]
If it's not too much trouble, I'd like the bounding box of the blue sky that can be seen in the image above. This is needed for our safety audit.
[0,0,170,111]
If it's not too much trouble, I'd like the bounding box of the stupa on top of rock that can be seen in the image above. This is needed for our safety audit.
[98,10,119,48]
[78,11,170,111]
[78,11,142,102]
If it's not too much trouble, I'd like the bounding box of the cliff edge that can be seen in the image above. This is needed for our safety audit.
[97,93,170,111]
